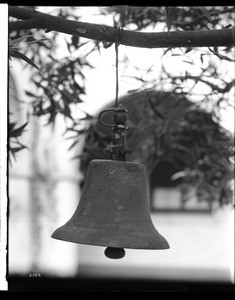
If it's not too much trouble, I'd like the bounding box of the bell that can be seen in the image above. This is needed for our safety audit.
[52,159,170,258]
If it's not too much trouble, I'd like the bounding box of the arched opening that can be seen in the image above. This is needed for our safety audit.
[149,160,182,212]
[79,89,233,212]
[150,160,178,188]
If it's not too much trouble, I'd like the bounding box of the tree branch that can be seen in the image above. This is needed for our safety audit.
[9,6,235,49]
[173,76,235,93]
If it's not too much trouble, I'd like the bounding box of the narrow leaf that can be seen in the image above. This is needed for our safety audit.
[61,89,75,103]
[65,135,78,141]
[9,35,34,47]
[68,139,79,151]
[9,49,39,70]
[25,90,37,98]
[10,146,25,153]
[199,7,212,22]
[182,60,194,65]
[10,122,28,138]
[70,155,82,161]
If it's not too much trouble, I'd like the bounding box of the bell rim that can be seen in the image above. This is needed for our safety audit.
[51,226,170,250]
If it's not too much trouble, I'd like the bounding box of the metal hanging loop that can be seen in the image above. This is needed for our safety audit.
[98,104,132,161]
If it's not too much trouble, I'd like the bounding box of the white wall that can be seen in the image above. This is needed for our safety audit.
[8,61,83,277]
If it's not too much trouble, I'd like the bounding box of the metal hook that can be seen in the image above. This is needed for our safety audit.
[98,108,116,128]
[98,105,127,129]
[102,25,123,49]
[98,104,132,161]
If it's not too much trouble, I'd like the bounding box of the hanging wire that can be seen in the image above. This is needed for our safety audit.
[102,25,123,107]
[114,26,123,108]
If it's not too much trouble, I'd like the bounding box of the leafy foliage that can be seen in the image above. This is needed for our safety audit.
[8,6,234,207]
[8,121,28,163]
[8,34,49,69]
[9,7,95,148]
[26,56,92,125]
[102,6,234,114]
[104,6,234,31]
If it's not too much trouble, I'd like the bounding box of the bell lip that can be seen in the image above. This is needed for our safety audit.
[51,226,170,250]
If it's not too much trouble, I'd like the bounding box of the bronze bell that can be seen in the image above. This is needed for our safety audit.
[52,105,169,259]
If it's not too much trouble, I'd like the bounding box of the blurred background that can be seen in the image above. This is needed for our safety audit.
[7,6,234,291]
